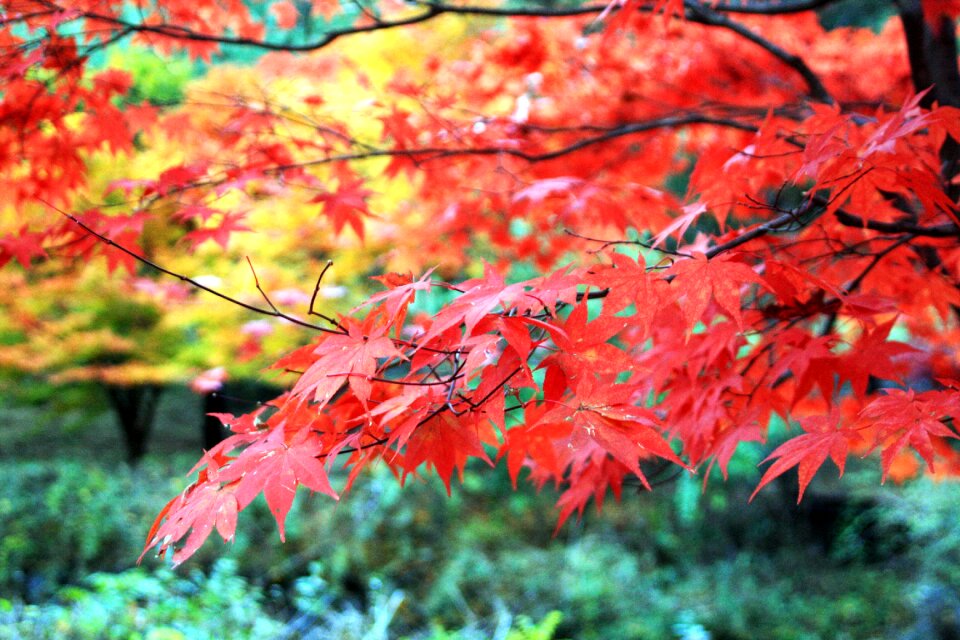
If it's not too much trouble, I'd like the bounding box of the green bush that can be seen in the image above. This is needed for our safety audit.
[0,559,282,639]
[1,440,956,639]
[105,47,194,106]
[0,459,187,601]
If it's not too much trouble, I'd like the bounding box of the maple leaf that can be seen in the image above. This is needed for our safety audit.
[0,226,47,268]
[356,268,436,333]
[541,376,686,488]
[584,252,663,333]
[668,252,767,331]
[652,201,708,248]
[181,212,252,251]
[704,418,764,482]
[140,454,239,565]
[400,411,493,495]
[860,388,960,481]
[172,204,221,224]
[554,458,628,531]
[379,105,419,148]
[271,0,299,29]
[500,413,567,488]
[419,263,524,344]
[751,410,859,503]
[155,164,207,196]
[547,301,636,384]
[309,177,376,240]
[837,320,918,400]
[512,177,585,207]
[291,321,403,409]
[218,427,339,540]
[512,265,582,316]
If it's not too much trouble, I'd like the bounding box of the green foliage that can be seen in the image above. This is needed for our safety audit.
[106,47,194,106]
[1,405,958,639]
[423,611,563,640]
[0,459,188,600]
[0,559,283,639]
[817,0,894,32]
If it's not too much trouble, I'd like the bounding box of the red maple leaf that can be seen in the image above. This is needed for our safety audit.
[751,410,860,503]
[653,201,708,248]
[860,388,960,480]
[668,252,767,331]
[0,226,47,268]
[585,252,664,334]
[419,263,524,344]
[400,411,493,494]
[291,320,403,409]
[140,455,239,565]
[181,211,251,250]
[218,427,339,540]
[309,177,376,240]
[541,376,686,488]
[356,268,436,333]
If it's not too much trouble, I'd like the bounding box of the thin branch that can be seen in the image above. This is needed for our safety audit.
[684,2,833,103]
[78,6,445,53]
[694,0,840,13]
[46,201,341,334]
[124,112,763,205]
[34,0,843,59]
[820,234,916,336]
[288,113,760,167]
[246,256,281,315]
[843,234,916,295]
[704,204,822,259]
[563,228,693,257]
[306,260,346,330]
[833,209,959,238]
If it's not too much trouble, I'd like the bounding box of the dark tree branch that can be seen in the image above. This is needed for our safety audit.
[45,202,342,334]
[695,0,840,13]
[895,0,960,198]
[833,209,959,238]
[684,2,833,102]
[17,0,843,59]
[289,113,761,167]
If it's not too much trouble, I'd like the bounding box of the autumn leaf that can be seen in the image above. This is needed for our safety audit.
[309,177,376,240]
[751,410,859,503]
[291,320,403,409]
[218,427,339,540]
[181,212,252,251]
[0,226,47,268]
[668,252,767,331]
[652,201,708,248]
[860,388,960,481]
[540,376,686,488]
[271,1,299,29]
[356,268,436,332]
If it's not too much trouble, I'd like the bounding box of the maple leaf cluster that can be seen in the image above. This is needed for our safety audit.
[2,1,960,564]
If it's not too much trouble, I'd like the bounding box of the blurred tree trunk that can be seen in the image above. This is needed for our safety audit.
[202,391,228,450]
[104,384,162,463]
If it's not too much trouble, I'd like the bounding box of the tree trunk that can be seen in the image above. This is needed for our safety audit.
[202,391,228,450]
[104,384,163,463]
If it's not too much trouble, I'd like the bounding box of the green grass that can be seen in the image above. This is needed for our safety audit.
[1,387,957,638]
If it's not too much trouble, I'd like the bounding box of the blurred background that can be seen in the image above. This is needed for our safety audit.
[3,380,960,639]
